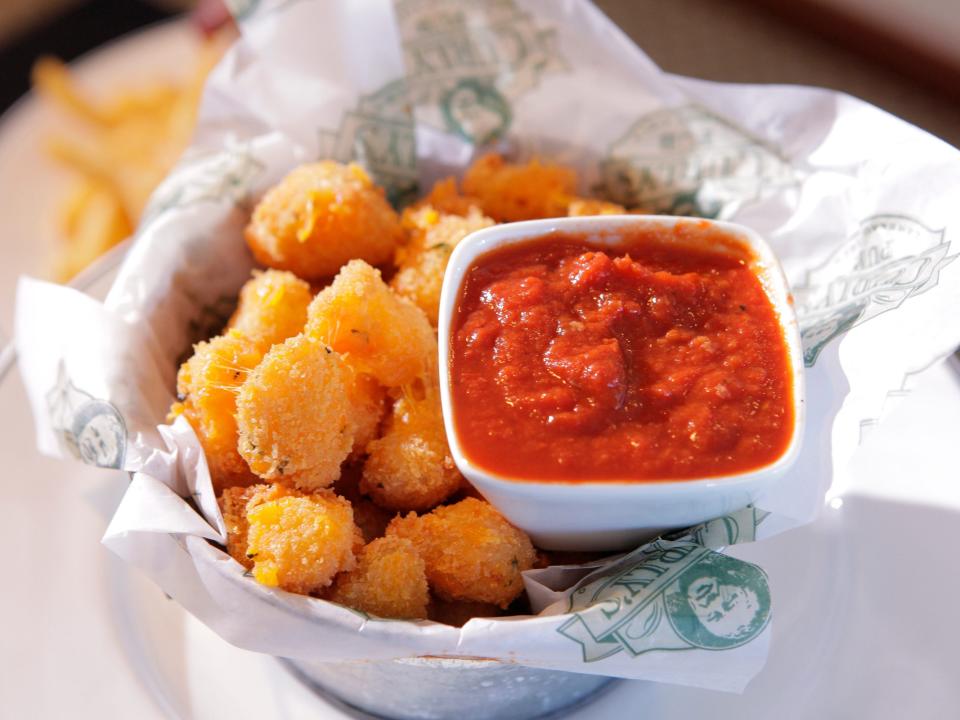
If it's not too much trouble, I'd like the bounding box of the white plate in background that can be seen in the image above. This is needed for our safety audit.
[0,18,199,342]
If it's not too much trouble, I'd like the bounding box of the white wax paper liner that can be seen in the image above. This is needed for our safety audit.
[14,0,960,691]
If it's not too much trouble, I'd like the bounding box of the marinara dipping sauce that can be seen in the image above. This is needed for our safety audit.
[448,225,795,482]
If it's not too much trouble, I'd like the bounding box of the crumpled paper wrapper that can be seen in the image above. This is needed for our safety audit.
[14,0,960,693]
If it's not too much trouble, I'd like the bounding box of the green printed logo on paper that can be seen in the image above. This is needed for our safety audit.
[441,79,512,145]
[141,143,266,228]
[46,363,127,470]
[599,105,796,217]
[319,80,419,207]
[795,214,958,366]
[395,0,565,143]
[558,508,770,661]
[319,0,564,205]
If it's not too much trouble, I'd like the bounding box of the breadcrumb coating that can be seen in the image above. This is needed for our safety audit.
[218,483,294,568]
[306,259,437,388]
[462,153,576,222]
[361,382,461,512]
[344,369,387,458]
[407,177,481,217]
[218,484,258,568]
[392,205,494,325]
[328,536,429,619]
[236,334,356,490]
[227,269,312,351]
[387,498,535,608]
[244,161,404,280]
[171,330,261,492]
[246,490,359,594]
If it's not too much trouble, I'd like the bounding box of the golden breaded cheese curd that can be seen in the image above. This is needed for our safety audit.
[227,269,312,351]
[344,369,387,457]
[387,498,535,608]
[406,176,482,217]
[392,206,494,325]
[218,484,260,569]
[244,161,404,280]
[171,329,261,492]
[328,536,429,619]
[218,483,296,568]
[246,490,358,594]
[462,153,576,222]
[306,259,437,388]
[237,334,357,491]
[566,198,627,216]
[361,382,461,512]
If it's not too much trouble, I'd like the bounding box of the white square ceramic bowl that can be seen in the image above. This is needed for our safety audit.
[437,215,805,550]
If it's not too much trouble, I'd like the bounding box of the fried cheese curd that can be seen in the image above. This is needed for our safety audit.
[392,204,494,325]
[328,536,429,619]
[218,483,293,568]
[244,161,404,280]
[236,334,357,490]
[408,176,481,217]
[306,259,437,388]
[361,381,462,512]
[171,329,261,492]
[343,368,387,458]
[462,153,577,222]
[387,498,536,608]
[227,269,312,351]
[245,489,360,594]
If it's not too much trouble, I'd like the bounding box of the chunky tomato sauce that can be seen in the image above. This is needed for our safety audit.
[449,226,794,482]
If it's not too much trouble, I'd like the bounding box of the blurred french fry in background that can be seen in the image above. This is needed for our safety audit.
[31,31,230,281]
[55,180,130,280]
